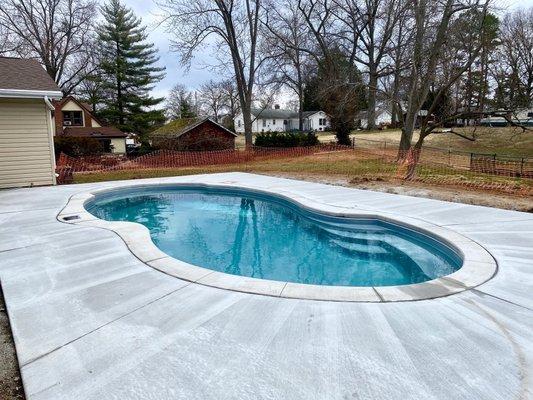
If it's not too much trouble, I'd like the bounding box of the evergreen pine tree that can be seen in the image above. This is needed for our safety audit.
[179,96,197,119]
[97,0,165,138]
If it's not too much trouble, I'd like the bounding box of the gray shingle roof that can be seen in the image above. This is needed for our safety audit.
[61,127,127,138]
[250,108,323,119]
[251,108,295,119]
[0,57,61,92]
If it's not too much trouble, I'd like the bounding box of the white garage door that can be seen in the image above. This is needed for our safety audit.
[0,98,56,189]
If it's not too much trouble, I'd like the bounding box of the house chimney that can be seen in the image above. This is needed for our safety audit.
[274,104,280,109]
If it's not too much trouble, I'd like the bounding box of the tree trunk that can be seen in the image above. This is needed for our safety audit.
[298,64,304,131]
[367,73,378,130]
[391,103,398,127]
[242,102,254,149]
[391,22,403,128]
[391,73,401,128]
[115,41,124,126]
[404,135,425,180]
[398,108,416,159]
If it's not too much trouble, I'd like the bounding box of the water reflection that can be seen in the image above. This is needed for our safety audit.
[86,189,461,287]
[90,194,171,236]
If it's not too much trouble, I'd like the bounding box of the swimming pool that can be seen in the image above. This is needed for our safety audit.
[85,186,463,287]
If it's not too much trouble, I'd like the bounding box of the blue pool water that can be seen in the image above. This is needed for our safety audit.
[85,186,462,287]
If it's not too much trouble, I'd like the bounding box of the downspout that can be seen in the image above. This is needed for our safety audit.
[44,96,58,184]
[44,96,55,111]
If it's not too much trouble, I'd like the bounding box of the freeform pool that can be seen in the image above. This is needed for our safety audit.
[85,186,463,287]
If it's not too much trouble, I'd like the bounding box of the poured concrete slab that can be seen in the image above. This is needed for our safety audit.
[0,173,532,400]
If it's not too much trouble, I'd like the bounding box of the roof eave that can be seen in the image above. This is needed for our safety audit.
[61,133,127,139]
[0,88,63,99]
[154,118,237,138]
[205,118,238,137]
[58,95,106,126]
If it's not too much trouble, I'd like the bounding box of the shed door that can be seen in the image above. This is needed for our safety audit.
[0,99,56,189]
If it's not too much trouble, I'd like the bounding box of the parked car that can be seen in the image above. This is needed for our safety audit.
[126,144,141,156]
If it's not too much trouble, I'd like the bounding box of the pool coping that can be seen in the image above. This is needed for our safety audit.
[57,182,498,302]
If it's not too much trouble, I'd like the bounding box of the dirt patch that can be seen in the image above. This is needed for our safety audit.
[264,172,533,212]
[0,286,25,400]
[355,180,533,212]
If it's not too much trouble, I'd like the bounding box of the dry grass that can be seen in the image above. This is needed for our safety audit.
[71,150,533,211]
[353,127,533,158]
[236,127,533,158]
[73,150,532,191]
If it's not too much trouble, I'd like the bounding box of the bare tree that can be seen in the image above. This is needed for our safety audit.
[398,0,493,177]
[198,80,228,121]
[0,22,18,55]
[297,0,366,144]
[445,9,499,122]
[263,0,311,130]
[165,83,198,120]
[219,79,240,123]
[0,0,97,94]
[492,9,533,110]
[397,0,491,157]
[333,0,405,130]
[383,10,413,127]
[159,0,266,147]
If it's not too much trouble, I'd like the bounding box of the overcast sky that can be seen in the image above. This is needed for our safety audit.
[118,0,533,102]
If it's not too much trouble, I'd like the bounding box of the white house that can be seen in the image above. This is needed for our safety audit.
[356,108,393,129]
[479,109,533,127]
[234,106,331,133]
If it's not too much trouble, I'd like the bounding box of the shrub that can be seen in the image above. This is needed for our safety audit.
[54,136,104,158]
[254,131,319,147]
[137,141,154,155]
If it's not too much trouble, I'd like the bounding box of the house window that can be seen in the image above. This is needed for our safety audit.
[528,112,533,118]
[263,119,267,127]
[238,120,241,127]
[63,111,83,126]
[272,119,276,125]
[319,118,326,126]
[283,120,288,125]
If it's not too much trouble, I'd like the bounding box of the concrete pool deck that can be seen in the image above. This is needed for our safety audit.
[0,172,532,399]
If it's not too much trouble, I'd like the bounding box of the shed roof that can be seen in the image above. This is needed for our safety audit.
[0,57,61,92]
[60,127,127,138]
[151,118,237,138]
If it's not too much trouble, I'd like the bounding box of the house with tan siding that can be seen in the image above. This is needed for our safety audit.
[0,57,63,189]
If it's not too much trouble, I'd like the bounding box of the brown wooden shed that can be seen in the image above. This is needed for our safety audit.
[150,118,236,151]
